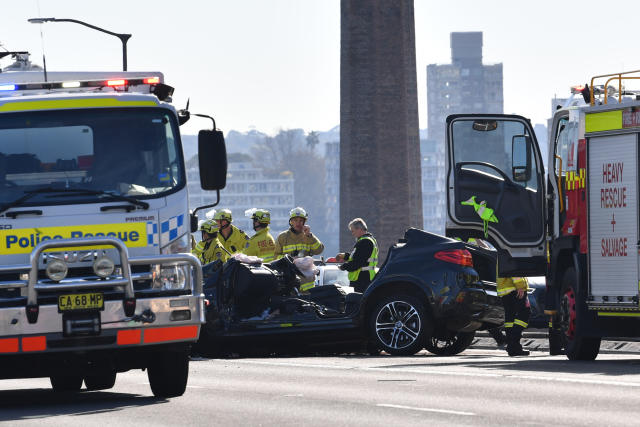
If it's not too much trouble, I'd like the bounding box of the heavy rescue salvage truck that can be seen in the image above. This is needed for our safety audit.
[445,70,640,360]
[0,68,226,395]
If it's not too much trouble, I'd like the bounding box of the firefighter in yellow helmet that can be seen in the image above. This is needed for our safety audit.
[192,220,229,264]
[274,207,324,291]
[244,208,276,262]
[214,209,250,255]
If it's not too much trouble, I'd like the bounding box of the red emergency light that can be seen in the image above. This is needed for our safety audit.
[106,79,127,86]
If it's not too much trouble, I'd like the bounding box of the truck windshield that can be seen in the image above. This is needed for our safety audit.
[0,108,185,207]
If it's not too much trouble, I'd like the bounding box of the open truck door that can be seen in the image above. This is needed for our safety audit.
[445,114,547,276]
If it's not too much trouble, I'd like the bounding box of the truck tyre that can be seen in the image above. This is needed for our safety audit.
[369,294,430,356]
[560,267,601,361]
[50,374,83,392]
[84,371,117,391]
[424,331,476,356]
[148,348,189,398]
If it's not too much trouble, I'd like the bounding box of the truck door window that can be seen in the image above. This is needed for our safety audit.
[554,118,570,177]
[452,119,539,190]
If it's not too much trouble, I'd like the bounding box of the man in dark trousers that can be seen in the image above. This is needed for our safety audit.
[335,218,378,293]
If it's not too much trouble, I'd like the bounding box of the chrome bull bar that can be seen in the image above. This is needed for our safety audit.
[10,237,203,323]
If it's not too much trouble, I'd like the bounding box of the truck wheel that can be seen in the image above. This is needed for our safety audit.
[369,294,429,356]
[84,371,117,391]
[559,267,601,360]
[148,348,189,398]
[50,374,83,392]
[424,331,475,356]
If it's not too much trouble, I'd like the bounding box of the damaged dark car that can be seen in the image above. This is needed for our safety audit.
[195,228,503,357]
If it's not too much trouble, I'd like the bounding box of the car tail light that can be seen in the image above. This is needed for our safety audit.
[434,249,473,267]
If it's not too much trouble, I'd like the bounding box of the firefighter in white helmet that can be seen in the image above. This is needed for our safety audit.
[275,207,324,291]
[244,208,276,262]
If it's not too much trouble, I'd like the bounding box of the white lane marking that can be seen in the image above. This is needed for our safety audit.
[228,359,640,388]
[377,403,475,416]
[186,385,206,389]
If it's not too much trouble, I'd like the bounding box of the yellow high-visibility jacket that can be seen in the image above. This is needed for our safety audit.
[496,276,529,297]
[192,237,229,264]
[274,229,324,258]
[245,227,276,262]
[219,225,250,255]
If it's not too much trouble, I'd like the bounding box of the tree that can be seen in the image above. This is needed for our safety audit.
[252,129,328,243]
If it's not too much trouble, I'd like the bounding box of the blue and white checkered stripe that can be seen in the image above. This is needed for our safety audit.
[160,214,185,246]
[147,222,159,247]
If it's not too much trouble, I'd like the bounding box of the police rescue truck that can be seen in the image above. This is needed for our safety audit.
[0,67,226,395]
[445,70,640,360]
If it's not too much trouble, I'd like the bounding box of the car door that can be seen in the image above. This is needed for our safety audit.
[445,114,546,276]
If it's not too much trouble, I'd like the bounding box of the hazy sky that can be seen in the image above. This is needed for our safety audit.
[2,0,639,136]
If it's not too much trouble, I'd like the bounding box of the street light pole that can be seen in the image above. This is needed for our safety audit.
[28,17,132,71]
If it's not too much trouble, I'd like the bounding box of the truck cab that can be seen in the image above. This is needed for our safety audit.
[446,71,640,360]
[0,70,226,395]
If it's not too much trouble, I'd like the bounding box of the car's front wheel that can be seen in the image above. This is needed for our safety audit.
[369,294,429,356]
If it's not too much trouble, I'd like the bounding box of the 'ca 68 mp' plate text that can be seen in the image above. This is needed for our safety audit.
[58,292,104,311]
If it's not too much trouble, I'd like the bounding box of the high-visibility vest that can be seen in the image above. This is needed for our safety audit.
[347,235,378,282]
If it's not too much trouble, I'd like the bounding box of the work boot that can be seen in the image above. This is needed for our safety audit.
[507,327,529,357]
[488,327,507,347]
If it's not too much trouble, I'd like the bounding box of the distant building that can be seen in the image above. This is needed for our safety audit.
[187,161,294,233]
[420,138,446,235]
[323,141,340,255]
[425,31,504,233]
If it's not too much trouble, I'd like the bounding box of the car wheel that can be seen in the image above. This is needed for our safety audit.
[84,370,117,391]
[559,267,600,361]
[148,348,189,398]
[424,330,475,356]
[50,374,83,392]
[369,294,429,356]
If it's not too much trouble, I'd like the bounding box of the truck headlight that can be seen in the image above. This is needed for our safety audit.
[46,260,68,282]
[161,233,190,254]
[152,264,187,290]
[93,256,115,278]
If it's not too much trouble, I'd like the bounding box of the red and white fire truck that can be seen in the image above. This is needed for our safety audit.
[445,70,640,360]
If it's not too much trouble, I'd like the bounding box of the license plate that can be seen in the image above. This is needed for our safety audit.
[58,292,104,311]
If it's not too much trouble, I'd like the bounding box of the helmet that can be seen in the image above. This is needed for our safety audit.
[289,207,308,220]
[213,209,233,222]
[204,209,217,220]
[245,208,271,224]
[200,219,219,234]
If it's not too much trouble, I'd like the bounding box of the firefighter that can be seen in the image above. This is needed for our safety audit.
[244,208,276,262]
[498,274,531,356]
[192,219,229,264]
[214,209,250,255]
[335,218,378,293]
[274,207,324,291]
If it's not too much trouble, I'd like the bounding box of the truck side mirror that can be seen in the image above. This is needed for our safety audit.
[512,135,532,182]
[198,129,227,190]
